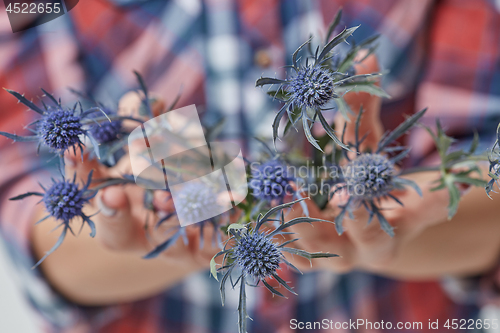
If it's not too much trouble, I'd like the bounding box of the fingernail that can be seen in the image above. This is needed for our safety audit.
[97,194,117,217]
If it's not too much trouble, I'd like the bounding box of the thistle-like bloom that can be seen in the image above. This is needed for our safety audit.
[89,112,122,144]
[144,181,225,258]
[0,88,109,165]
[343,153,396,200]
[487,159,500,197]
[175,181,221,222]
[486,123,500,197]
[88,107,128,166]
[330,108,427,236]
[10,171,97,267]
[287,65,336,110]
[67,89,125,145]
[255,9,385,152]
[232,231,282,280]
[249,159,293,203]
[211,199,337,333]
[38,109,85,151]
[247,139,309,217]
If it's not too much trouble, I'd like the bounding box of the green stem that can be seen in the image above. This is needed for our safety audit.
[401,154,489,176]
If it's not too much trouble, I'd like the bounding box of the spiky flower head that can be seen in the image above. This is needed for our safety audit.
[255,9,385,152]
[38,109,85,151]
[287,64,335,109]
[10,171,97,267]
[66,89,132,166]
[174,181,222,224]
[43,178,89,222]
[89,116,122,144]
[249,159,293,203]
[212,199,338,333]
[0,88,111,165]
[144,181,225,259]
[331,108,427,237]
[344,153,396,200]
[486,123,500,197]
[233,231,281,280]
[487,160,500,197]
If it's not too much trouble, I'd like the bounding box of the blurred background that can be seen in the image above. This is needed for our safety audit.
[0,237,38,333]
[2,0,500,332]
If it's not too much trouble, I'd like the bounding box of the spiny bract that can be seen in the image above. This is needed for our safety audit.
[330,108,427,237]
[10,171,97,267]
[255,9,386,153]
[212,198,338,333]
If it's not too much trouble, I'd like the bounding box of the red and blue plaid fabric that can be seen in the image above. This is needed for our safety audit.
[1,0,500,332]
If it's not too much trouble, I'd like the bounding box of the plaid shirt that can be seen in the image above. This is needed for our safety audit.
[1,0,500,332]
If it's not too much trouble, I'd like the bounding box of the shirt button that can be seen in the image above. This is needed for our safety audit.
[254,49,272,68]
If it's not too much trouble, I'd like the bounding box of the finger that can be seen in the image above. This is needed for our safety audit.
[118,91,166,120]
[328,180,399,266]
[64,149,104,186]
[153,190,175,214]
[340,171,449,268]
[341,205,396,266]
[335,52,383,151]
[93,185,148,252]
[285,199,355,272]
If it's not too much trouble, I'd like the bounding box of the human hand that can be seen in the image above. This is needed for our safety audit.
[82,92,225,264]
[282,170,451,274]
[281,52,449,274]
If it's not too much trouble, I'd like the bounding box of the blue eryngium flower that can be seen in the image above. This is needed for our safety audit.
[211,198,337,333]
[287,64,336,110]
[0,88,108,165]
[89,113,122,144]
[144,181,225,259]
[68,89,124,145]
[343,153,396,200]
[174,181,222,222]
[255,9,386,152]
[249,159,293,203]
[486,123,500,197]
[88,108,127,167]
[10,171,97,267]
[331,108,427,237]
[487,159,500,198]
